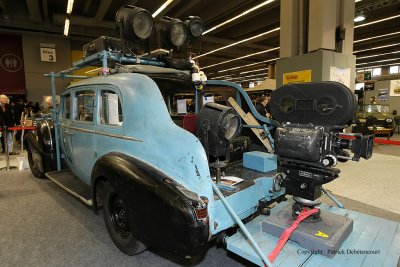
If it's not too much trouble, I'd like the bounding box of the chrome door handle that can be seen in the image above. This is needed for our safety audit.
[64,130,75,135]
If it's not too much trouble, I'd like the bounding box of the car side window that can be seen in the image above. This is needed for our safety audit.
[63,94,71,119]
[100,90,123,126]
[75,90,95,122]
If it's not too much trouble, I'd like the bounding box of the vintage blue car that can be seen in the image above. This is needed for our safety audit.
[24,62,285,259]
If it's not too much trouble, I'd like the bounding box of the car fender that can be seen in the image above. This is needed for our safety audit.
[91,152,210,257]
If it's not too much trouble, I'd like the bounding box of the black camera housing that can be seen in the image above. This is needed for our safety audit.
[271,82,373,201]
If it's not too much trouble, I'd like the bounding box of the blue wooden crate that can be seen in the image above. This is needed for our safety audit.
[243,151,277,172]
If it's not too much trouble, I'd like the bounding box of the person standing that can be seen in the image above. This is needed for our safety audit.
[0,94,17,155]
[255,95,272,118]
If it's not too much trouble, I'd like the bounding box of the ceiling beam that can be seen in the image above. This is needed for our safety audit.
[52,13,115,28]
[172,0,201,17]
[26,0,42,23]
[42,0,48,20]
[95,0,113,22]
[0,0,5,11]
[83,0,93,14]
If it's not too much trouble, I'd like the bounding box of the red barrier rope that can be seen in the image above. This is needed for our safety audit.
[374,138,400,146]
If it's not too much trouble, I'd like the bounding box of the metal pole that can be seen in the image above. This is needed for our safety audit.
[50,72,61,171]
[4,128,10,170]
[321,187,344,208]
[195,90,199,114]
[211,181,274,267]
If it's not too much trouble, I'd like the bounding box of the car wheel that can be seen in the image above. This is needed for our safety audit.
[27,145,45,178]
[102,181,147,255]
[337,150,350,163]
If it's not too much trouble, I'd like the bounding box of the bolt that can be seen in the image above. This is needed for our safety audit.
[300,183,306,189]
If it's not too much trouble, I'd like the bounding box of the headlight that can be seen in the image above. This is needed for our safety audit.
[386,118,393,123]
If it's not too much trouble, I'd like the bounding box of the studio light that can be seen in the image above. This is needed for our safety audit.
[197,103,241,158]
[185,16,204,40]
[115,5,154,41]
[156,16,187,49]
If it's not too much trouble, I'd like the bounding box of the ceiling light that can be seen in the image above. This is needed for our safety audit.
[63,18,70,36]
[354,31,400,43]
[354,14,366,22]
[202,47,279,69]
[218,57,279,73]
[355,0,362,2]
[240,68,269,74]
[357,51,400,60]
[66,0,74,14]
[152,0,174,18]
[355,14,400,29]
[195,27,280,59]
[354,43,400,53]
[356,62,400,70]
[356,58,400,66]
[203,0,275,35]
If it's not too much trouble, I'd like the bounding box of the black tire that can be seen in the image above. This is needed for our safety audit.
[337,150,350,163]
[102,181,147,255]
[27,145,45,178]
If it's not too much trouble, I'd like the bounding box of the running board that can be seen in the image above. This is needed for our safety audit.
[45,170,93,206]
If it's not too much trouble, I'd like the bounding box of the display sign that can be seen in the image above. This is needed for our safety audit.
[330,67,351,88]
[0,34,26,94]
[356,73,365,82]
[390,80,400,96]
[40,47,56,62]
[177,99,187,114]
[378,89,388,101]
[283,69,311,85]
[364,82,375,91]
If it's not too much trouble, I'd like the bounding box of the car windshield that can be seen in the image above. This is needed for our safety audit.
[363,104,390,114]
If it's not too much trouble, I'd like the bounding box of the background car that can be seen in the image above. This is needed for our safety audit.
[353,104,396,136]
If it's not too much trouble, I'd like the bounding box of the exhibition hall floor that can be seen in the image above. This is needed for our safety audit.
[0,136,399,266]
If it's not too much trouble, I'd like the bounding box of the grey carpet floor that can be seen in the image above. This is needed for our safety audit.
[0,170,251,267]
[1,170,399,266]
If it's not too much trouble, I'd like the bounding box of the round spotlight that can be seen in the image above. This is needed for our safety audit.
[197,103,242,158]
[221,113,240,140]
[185,16,204,38]
[156,17,188,49]
[170,21,187,47]
[116,5,154,41]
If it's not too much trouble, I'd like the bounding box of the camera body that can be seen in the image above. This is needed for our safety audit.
[271,82,373,202]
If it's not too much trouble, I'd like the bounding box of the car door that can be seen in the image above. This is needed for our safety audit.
[68,88,96,184]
